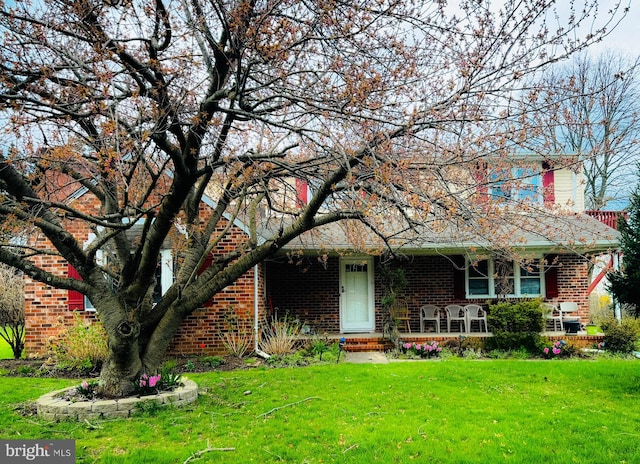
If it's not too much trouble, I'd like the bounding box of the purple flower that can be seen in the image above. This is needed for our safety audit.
[553,348,561,355]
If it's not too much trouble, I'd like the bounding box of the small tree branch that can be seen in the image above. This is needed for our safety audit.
[256,397,321,418]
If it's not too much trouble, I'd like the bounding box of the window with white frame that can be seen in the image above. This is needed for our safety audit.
[466,257,543,298]
[84,237,174,311]
[489,167,541,204]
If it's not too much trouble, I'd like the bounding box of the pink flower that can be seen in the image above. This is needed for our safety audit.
[81,381,89,390]
[553,348,561,355]
[149,375,161,388]
[415,344,422,351]
[403,343,412,349]
[543,347,549,354]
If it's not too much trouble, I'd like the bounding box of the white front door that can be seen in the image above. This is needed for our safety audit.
[340,257,375,332]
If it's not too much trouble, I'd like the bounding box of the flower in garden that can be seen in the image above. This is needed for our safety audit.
[149,375,161,388]
[544,347,549,355]
[552,348,561,355]
[81,381,89,390]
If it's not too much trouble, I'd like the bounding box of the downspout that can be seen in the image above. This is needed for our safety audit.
[253,264,270,359]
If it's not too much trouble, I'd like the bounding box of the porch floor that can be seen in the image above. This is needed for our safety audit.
[314,331,603,352]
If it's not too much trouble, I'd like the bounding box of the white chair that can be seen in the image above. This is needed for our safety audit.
[559,302,578,317]
[420,304,440,333]
[445,304,466,333]
[541,302,563,331]
[464,304,488,333]
[560,302,580,333]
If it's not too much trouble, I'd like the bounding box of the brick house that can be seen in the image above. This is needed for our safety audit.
[265,158,620,343]
[24,183,267,358]
[24,158,619,356]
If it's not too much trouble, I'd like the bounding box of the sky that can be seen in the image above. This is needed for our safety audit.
[586,0,639,56]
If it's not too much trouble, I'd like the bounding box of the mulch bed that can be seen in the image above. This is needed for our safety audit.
[0,355,260,379]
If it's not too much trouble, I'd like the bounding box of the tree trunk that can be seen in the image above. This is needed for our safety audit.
[98,320,143,398]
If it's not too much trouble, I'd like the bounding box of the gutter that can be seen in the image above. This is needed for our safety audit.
[253,264,271,359]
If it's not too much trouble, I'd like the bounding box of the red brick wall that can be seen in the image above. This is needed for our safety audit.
[167,264,266,356]
[267,254,591,333]
[548,254,590,321]
[265,257,341,332]
[24,191,267,357]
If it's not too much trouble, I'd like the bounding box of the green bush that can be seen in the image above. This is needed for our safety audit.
[601,318,640,354]
[49,316,109,371]
[486,300,544,352]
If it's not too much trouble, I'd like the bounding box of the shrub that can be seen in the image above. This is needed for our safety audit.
[0,264,25,359]
[221,331,252,358]
[601,318,640,354]
[259,312,302,355]
[486,300,544,352]
[49,316,109,371]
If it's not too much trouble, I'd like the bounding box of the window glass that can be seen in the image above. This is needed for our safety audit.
[466,257,543,298]
[520,261,541,295]
[468,260,490,295]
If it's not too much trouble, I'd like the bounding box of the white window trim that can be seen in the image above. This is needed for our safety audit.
[465,257,545,299]
[82,232,174,311]
[489,167,543,204]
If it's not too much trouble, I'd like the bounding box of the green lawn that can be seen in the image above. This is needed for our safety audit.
[0,330,15,359]
[1,359,639,463]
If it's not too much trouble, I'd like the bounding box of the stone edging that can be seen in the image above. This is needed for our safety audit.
[36,379,198,421]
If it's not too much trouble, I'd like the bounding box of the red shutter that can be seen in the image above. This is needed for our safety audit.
[452,255,466,300]
[67,264,84,310]
[542,161,555,206]
[295,178,308,207]
[474,161,488,203]
[197,254,214,306]
[544,254,559,299]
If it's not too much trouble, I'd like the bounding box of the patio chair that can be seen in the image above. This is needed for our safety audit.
[420,304,440,333]
[464,304,488,333]
[560,301,580,333]
[390,300,411,333]
[445,304,466,333]
[541,302,563,331]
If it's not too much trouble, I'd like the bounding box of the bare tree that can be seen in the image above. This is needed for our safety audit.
[0,0,627,396]
[535,51,640,210]
[0,265,24,360]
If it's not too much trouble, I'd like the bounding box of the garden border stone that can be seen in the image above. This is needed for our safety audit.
[36,379,198,421]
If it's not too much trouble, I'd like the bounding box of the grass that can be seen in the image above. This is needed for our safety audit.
[1,359,640,463]
[0,327,16,359]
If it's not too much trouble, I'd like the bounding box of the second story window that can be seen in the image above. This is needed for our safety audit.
[489,167,542,205]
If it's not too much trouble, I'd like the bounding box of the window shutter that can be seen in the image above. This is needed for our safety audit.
[197,254,214,306]
[542,161,555,205]
[452,255,466,300]
[295,178,308,207]
[474,161,488,202]
[544,254,559,299]
[67,264,85,310]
